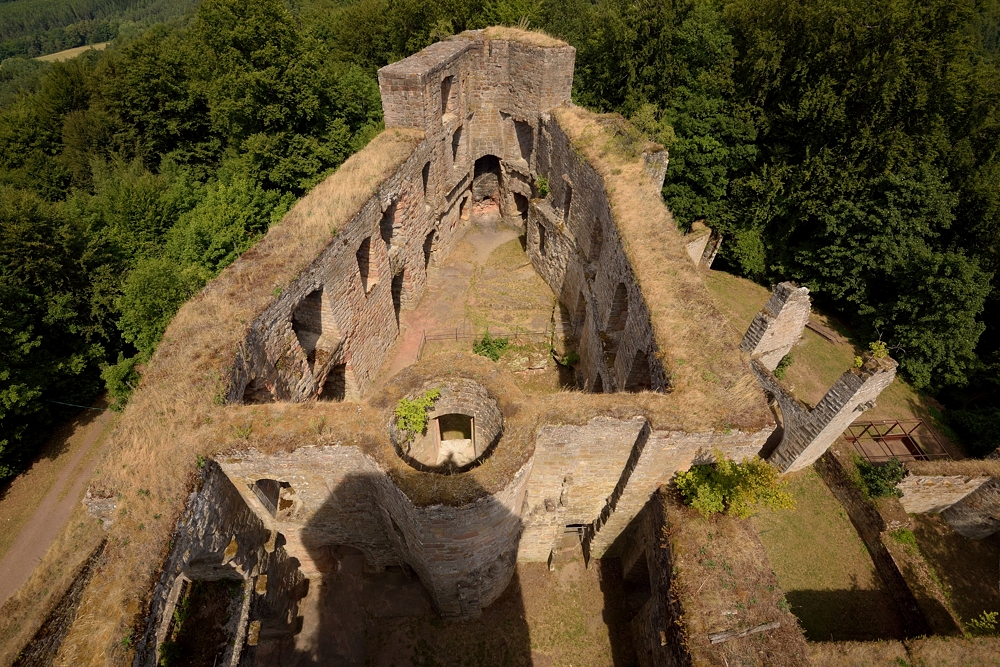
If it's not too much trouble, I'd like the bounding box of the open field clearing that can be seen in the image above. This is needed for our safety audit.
[34,42,107,61]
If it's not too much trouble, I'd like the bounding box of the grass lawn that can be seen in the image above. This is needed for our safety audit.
[911,513,1000,629]
[702,269,963,457]
[364,560,634,667]
[751,468,905,641]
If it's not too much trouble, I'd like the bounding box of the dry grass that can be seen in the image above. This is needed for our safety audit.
[41,129,422,666]
[807,641,909,666]
[0,505,104,666]
[662,491,810,667]
[809,637,1000,666]
[906,458,1000,478]
[552,106,770,433]
[907,636,1000,666]
[479,26,566,48]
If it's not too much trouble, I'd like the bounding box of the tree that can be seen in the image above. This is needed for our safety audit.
[0,186,103,479]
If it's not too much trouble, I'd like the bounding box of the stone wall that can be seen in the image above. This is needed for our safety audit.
[741,283,897,473]
[757,355,897,473]
[525,116,669,394]
[218,442,531,619]
[519,417,772,562]
[229,31,575,407]
[132,462,307,667]
[896,474,1000,539]
[897,475,991,514]
[740,282,811,372]
[939,478,1000,539]
[623,498,693,667]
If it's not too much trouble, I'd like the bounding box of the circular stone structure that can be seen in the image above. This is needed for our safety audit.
[391,379,503,473]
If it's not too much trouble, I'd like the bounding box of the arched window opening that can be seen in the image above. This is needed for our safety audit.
[538,223,547,256]
[563,184,573,222]
[391,271,404,326]
[423,230,436,268]
[292,288,340,371]
[243,377,274,404]
[514,120,533,161]
[380,200,396,247]
[608,283,628,332]
[321,364,347,401]
[575,291,587,328]
[451,125,463,164]
[513,193,529,221]
[589,219,603,262]
[436,413,475,468]
[624,350,652,392]
[250,479,294,517]
[422,161,431,202]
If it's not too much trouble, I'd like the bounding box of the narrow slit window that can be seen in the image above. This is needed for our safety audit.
[356,237,377,294]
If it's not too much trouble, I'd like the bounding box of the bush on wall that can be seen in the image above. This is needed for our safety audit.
[675,450,793,518]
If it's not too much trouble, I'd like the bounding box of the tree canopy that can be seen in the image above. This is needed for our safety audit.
[2,0,1000,481]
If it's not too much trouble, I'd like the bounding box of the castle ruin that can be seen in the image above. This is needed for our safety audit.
[58,28,919,667]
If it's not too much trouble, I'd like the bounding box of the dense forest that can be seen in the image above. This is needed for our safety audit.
[1,0,999,481]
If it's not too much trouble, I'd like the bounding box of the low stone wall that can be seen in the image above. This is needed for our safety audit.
[625,496,693,667]
[813,451,931,638]
[940,478,1000,539]
[897,475,990,514]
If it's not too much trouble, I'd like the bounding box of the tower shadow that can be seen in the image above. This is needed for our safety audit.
[251,472,532,667]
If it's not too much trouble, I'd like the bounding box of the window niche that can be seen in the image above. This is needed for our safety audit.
[607,283,628,332]
[292,287,340,371]
[538,223,547,256]
[441,75,456,116]
[321,364,347,401]
[380,200,397,248]
[356,237,378,295]
[451,125,464,164]
[391,271,404,326]
[422,161,431,206]
[589,219,604,262]
[624,349,652,392]
[423,230,436,268]
[514,120,533,162]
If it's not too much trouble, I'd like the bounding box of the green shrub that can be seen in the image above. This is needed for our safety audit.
[158,640,181,666]
[854,456,906,498]
[395,388,441,439]
[773,354,794,380]
[559,350,581,366]
[967,610,998,636]
[675,451,794,518]
[889,527,918,549]
[473,331,509,361]
[535,175,549,197]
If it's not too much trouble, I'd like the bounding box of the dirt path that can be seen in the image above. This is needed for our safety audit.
[372,212,524,387]
[0,404,114,607]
